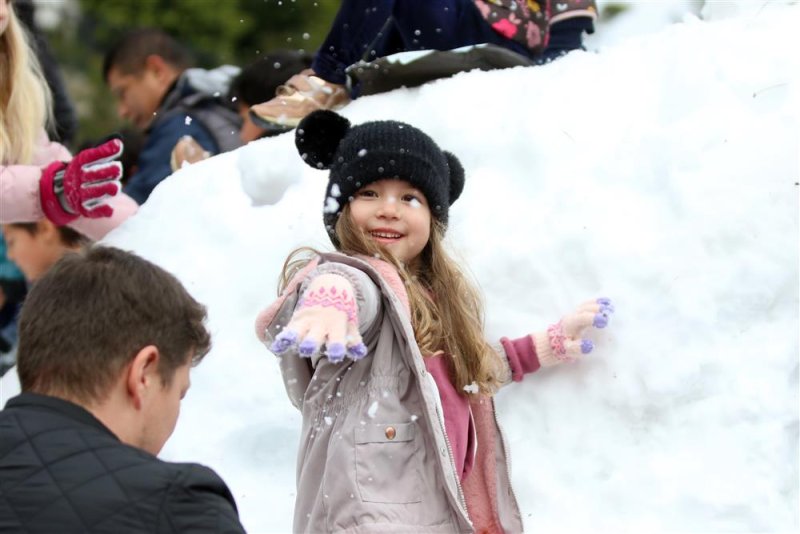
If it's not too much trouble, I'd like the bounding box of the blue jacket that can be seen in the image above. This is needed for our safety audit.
[123,66,242,205]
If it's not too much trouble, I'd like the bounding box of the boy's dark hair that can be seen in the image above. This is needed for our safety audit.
[103,28,193,82]
[17,246,211,403]
[9,222,90,249]
[228,50,313,107]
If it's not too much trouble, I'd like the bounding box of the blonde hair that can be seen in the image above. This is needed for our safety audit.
[279,205,505,396]
[0,2,53,165]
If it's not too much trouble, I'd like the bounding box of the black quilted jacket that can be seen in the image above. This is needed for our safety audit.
[0,393,246,533]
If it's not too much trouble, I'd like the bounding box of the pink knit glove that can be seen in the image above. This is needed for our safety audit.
[39,138,124,226]
[270,273,368,363]
[533,298,614,367]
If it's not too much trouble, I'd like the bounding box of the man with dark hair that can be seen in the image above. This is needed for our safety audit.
[0,246,246,533]
[169,50,311,169]
[103,28,242,204]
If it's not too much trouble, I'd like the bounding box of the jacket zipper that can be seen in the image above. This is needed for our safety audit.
[418,367,472,530]
[438,399,470,517]
[368,264,473,530]
[491,399,522,524]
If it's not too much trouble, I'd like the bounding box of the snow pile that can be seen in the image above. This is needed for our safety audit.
[2,2,798,532]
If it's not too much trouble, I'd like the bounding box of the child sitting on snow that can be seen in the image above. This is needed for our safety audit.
[250,0,597,131]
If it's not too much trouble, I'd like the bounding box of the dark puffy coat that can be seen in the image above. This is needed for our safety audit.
[0,393,246,533]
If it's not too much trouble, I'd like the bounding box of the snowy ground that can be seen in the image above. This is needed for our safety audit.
[2,1,798,532]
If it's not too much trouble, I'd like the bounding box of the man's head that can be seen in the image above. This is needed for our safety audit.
[228,50,312,143]
[16,246,211,454]
[103,28,192,130]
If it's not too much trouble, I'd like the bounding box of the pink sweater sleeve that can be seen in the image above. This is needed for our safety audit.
[0,164,45,223]
[500,335,541,382]
[0,133,138,241]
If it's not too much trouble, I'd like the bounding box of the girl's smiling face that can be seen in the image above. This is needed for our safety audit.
[348,178,431,265]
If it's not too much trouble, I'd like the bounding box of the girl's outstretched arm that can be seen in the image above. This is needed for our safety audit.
[500,298,614,382]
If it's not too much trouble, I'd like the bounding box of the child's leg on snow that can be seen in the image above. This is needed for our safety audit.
[389,0,461,50]
[312,0,399,85]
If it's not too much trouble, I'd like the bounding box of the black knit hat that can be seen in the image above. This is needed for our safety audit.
[295,110,465,245]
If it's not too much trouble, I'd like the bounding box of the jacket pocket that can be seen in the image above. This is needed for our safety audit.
[354,422,421,504]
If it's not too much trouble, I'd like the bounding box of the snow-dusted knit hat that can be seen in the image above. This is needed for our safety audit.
[294,110,465,245]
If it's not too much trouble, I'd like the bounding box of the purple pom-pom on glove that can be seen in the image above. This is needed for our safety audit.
[271,329,298,354]
[593,297,614,328]
[325,342,346,363]
[299,339,319,358]
[347,342,368,361]
[593,314,609,328]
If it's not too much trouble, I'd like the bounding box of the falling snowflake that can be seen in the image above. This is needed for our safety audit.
[324,197,340,213]
[367,401,379,418]
[463,382,479,394]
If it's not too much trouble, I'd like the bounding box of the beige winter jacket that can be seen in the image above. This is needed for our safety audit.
[257,253,523,533]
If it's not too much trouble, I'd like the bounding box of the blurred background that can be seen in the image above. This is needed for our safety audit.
[32,0,342,148]
[31,0,710,152]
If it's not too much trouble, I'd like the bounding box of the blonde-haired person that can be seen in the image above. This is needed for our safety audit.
[255,110,615,533]
[0,0,136,241]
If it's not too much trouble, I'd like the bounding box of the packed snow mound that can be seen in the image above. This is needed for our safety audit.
[3,2,798,532]
[238,131,304,206]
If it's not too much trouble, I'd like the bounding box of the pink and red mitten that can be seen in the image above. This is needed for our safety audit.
[40,137,124,225]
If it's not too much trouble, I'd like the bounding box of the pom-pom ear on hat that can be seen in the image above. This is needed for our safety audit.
[295,110,351,169]
[444,151,465,205]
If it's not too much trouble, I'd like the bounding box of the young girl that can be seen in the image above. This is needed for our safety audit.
[0,0,136,241]
[255,110,613,533]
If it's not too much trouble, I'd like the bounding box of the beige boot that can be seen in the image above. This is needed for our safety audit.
[250,69,350,131]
